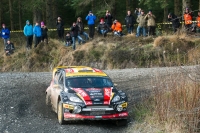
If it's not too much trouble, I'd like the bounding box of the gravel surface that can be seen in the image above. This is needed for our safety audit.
[0,66,196,133]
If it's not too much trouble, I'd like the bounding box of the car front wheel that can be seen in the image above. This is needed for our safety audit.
[57,101,65,124]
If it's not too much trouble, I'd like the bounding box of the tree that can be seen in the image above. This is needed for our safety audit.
[9,0,14,30]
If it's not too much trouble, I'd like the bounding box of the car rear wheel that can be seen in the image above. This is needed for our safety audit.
[57,101,65,124]
[46,94,51,106]
[115,119,127,126]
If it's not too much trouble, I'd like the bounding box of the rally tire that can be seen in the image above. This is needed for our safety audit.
[57,101,65,125]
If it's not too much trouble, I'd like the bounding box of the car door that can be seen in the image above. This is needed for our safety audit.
[51,71,64,112]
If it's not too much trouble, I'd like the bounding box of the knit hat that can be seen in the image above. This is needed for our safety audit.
[26,20,30,24]
[41,21,45,26]
[89,11,92,13]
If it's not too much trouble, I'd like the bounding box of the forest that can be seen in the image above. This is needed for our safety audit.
[0,0,200,31]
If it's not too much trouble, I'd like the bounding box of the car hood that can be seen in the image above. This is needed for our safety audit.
[72,87,112,105]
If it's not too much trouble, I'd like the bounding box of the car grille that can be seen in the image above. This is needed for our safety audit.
[80,110,116,116]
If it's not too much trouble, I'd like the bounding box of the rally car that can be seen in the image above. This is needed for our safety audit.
[46,66,128,125]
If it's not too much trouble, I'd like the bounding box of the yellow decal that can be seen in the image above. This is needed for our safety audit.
[121,102,128,108]
[63,104,74,109]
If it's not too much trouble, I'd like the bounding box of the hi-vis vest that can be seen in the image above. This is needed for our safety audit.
[184,13,192,25]
[197,16,200,27]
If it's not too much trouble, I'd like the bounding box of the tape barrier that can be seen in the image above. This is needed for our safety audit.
[9,21,199,33]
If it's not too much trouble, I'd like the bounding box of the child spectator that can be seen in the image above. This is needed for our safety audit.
[5,40,14,56]
[97,18,109,37]
[1,24,10,47]
[23,20,33,50]
[184,8,193,31]
[76,17,88,44]
[41,21,48,44]
[33,22,42,48]
[111,19,123,36]
[65,32,72,46]
[196,11,200,33]
[70,22,79,50]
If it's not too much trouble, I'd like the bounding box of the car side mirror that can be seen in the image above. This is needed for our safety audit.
[114,83,118,87]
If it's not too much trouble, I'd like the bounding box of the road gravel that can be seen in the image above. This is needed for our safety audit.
[0,66,196,133]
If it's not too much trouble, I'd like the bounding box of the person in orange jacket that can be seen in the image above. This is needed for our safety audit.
[196,11,200,33]
[184,8,193,31]
[111,19,123,36]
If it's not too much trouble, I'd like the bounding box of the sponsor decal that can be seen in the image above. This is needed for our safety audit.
[65,68,74,73]
[119,112,128,117]
[73,88,91,100]
[104,101,109,104]
[86,88,101,91]
[92,68,102,72]
[86,101,93,105]
[104,88,112,104]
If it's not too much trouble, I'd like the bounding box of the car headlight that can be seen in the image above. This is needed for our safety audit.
[69,96,82,103]
[112,95,120,102]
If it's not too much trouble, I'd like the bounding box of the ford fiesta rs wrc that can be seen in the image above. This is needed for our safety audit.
[46,66,128,125]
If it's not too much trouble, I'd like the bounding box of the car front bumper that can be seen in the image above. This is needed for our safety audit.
[63,111,128,120]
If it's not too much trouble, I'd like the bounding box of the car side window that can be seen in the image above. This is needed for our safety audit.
[58,74,64,85]
[54,71,60,85]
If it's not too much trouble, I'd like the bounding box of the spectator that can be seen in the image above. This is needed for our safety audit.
[70,22,79,50]
[135,8,142,17]
[76,17,88,44]
[33,22,42,48]
[41,21,48,44]
[184,8,193,31]
[145,10,156,36]
[65,32,72,46]
[125,10,136,34]
[136,10,147,37]
[1,24,10,47]
[23,20,33,50]
[196,11,200,33]
[85,11,96,39]
[97,19,109,37]
[5,40,14,56]
[104,10,113,29]
[168,12,180,33]
[56,16,64,40]
[111,19,123,36]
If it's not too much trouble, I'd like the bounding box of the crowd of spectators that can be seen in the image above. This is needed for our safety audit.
[1,7,200,54]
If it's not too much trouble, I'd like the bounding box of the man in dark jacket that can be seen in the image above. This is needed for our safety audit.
[76,17,88,44]
[70,22,79,50]
[104,10,113,29]
[5,40,14,56]
[56,16,64,40]
[168,12,180,33]
[125,10,136,34]
[97,19,109,37]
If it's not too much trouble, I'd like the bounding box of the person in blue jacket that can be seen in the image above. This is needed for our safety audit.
[33,22,42,48]
[85,11,96,39]
[1,23,10,47]
[23,20,33,49]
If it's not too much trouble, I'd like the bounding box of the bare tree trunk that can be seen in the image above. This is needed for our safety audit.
[46,0,54,28]
[18,0,22,30]
[199,0,200,10]
[182,0,191,15]
[33,8,42,24]
[174,0,180,16]
[9,0,14,30]
[52,0,57,23]
[163,7,168,22]
[0,0,2,26]
[126,0,131,11]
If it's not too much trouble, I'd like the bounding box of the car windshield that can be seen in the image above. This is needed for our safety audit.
[65,77,113,88]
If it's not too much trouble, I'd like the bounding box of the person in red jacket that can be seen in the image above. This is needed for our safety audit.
[196,11,200,33]
[111,20,123,36]
[184,8,193,31]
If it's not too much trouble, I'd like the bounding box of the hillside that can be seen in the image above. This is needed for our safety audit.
[0,33,200,72]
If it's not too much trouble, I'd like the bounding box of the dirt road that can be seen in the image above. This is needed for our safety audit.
[0,66,195,133]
